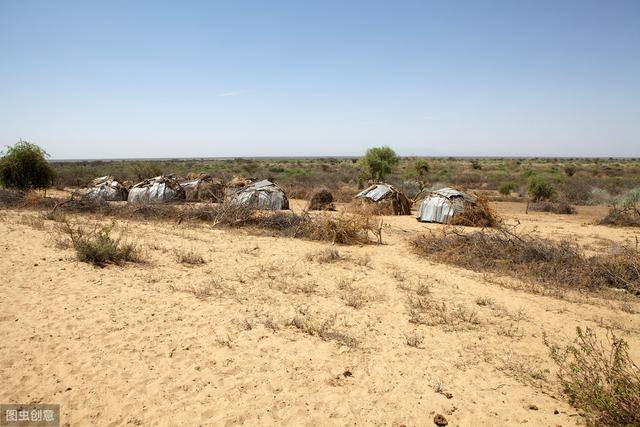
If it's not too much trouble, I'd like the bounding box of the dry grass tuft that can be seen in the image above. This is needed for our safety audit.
[287,311,356,347]
[545,327,640,427]
[412,226,640,294]
[174,248,206,265]
[306,248,343,263]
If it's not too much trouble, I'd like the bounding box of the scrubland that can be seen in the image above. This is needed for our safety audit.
[1,173,639,425]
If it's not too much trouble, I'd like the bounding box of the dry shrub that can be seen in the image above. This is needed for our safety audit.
[308,188,335,211]
[174,248,206,265]
[185,201,377,244]
[545,327,640,426]
[412,226,639,294]
[529,199,577,214]
[0,188,25,207]
[451,195,500,227]
[599,206,640,227]
[306,248,343,263]
[59,221,140,267]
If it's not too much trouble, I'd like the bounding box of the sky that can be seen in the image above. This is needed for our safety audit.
[0,0,639,159]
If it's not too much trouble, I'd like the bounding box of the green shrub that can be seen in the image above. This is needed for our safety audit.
[498,182,517,195]
[528,176,555,201]
[0,140,56,190]
[358,146,399,182]
[60,221,140,267]
[545,327,640,427]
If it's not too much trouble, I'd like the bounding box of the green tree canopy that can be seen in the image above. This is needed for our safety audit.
[528,176,555,201]
[0,140,57,190]
[358,146,399,182]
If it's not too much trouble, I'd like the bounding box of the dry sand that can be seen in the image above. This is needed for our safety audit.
[1,201,638,426]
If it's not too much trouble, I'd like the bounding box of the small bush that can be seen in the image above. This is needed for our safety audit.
[528,176,555,201]
[0,140,56,190]
[59,221,140,267]
[306,248,343,263]
[599,207,640,227]
[0,188,25,207]
[174,248,206,265]
[545,327,640,426]
[529,200,576,214]
[499,182,517,196]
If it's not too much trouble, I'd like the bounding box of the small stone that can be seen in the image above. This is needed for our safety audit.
[434,414,448,426]
[553,409,559,415]
[343,370,352,377]
[528,404,539,411]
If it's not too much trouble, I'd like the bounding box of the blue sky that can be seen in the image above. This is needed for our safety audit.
[1,0,638,159]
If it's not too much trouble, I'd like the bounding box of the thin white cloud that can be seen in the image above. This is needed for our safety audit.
[217,91,243,97]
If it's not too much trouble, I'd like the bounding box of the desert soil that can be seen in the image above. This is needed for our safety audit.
[1,201,639,426]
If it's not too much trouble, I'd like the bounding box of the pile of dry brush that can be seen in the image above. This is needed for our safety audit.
[528,199,577,215]
[451,195,501,227]
[599,206,640,227]
[413,226,639,294]
[28,193,380,245]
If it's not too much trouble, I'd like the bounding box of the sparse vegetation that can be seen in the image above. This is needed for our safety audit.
[528,199,576,214]
[413,227,640,294]
[59,221,140,267]
[545,327,640,427]
[174,248,206,265]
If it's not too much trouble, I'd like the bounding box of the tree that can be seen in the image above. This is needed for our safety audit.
[412,158,430,177]
[358,146,399,182]
[0,140,57,190]
[528,176,555,201]
[412,158,430,190]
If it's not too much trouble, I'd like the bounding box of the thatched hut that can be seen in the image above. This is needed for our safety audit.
[128,176,185,204]
[355,183,412,215]
[180,174,224,202]
[84,176,128,202]
[308,188,335,211]
[232,179,289,210]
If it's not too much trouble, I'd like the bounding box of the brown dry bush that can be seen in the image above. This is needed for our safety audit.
[545,327,640,427]
[598,206,640,227]
[450,195,501,227]
[529,199,576,214]
[412,226,640,294]
[0,188,25,207]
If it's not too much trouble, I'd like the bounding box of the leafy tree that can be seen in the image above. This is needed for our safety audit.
[412,158,430,177]
[528,176,555,201]
[0,140,56,190]
[358,146,399,182]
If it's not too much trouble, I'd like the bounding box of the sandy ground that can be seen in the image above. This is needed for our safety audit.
[1,201,639,426]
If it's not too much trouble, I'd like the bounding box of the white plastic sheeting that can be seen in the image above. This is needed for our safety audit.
[232,179,289,210]
[416,187,473,223]
[84,177,128,202]
[128,176,184,204]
